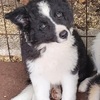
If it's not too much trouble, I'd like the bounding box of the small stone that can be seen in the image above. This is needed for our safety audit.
[4,96,7,98]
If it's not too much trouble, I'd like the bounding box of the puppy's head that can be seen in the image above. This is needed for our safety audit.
[5,0,74,45]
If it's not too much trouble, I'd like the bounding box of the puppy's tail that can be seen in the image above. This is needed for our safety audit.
[11,84,34,100]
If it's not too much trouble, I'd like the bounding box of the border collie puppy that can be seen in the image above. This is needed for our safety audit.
[5,0,94,100]
[79,32,100,100]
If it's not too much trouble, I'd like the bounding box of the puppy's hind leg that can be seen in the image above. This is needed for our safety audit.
[11,84,34,100]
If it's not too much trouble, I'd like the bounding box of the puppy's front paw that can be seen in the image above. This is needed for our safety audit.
[78,78,90,92]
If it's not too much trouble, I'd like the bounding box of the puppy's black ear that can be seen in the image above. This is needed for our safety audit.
[5,7,29,29]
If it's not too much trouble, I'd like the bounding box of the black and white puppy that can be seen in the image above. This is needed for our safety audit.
[79,32,100,100]
[5,0,94,100]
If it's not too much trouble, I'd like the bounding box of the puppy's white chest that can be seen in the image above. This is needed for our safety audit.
[27,42,78,84]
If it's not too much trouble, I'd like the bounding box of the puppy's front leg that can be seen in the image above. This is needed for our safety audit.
[30,74,50,100]
[61,73,78,100]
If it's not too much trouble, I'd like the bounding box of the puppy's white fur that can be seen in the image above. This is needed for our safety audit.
[27,37,78,100]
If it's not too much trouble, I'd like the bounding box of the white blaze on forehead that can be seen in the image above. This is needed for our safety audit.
[37,1,56,25]
[37,1,50,18]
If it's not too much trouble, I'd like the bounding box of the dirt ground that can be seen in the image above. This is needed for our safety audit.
[0,61,87,100]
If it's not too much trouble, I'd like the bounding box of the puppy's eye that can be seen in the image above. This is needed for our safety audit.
[39,23,47,30]
[56,11,63,18]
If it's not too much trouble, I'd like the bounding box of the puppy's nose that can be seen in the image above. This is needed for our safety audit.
[59,30,68,39]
